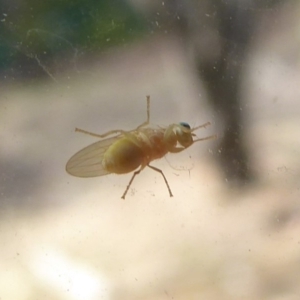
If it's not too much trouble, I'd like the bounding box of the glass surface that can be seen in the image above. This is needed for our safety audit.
[1,1,299,299]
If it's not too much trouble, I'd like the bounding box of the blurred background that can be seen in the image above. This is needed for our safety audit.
[1,0,300,299]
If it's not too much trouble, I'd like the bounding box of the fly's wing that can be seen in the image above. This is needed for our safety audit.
[66,136,120,177]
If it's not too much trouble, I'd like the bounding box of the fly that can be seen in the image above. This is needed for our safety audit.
[66,96,216,199]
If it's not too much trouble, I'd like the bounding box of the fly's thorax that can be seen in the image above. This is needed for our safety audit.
[102,137,144,174]
[137,127,169,160]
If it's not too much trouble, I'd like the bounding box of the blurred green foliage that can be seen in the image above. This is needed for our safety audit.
[0,0,147,78]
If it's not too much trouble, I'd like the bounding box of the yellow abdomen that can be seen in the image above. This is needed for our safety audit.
[102,138,144,174]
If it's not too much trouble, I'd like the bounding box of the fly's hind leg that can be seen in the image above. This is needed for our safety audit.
[75,127,126,138]
[147,164,173,197]
[75,95,151,138]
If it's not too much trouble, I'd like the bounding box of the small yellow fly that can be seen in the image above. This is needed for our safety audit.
[66,96,215,199]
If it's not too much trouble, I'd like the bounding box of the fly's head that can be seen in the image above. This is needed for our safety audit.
[175,122,194,148]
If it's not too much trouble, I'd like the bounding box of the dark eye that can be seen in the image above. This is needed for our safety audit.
[179,122,191,129]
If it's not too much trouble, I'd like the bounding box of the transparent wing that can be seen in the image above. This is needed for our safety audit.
[66,136,120,177]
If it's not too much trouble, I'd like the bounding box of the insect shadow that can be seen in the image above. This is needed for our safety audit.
[66,96,216,199]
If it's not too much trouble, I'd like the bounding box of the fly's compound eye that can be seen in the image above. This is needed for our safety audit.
[179,122,191,129]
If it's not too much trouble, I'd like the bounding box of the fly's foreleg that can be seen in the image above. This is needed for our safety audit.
[147,164,173,197]
[191,122,211,132]
[194,134,217,143]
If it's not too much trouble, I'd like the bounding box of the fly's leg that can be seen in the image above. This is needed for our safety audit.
[192,122,217,143]
[121,168,143,199]
[75,95,150,139]
[191,122,211,132]
[194,134,217,143]
[147,164,173,197]
[136,95,150,130]
[75,128,126,138]
[121,162,173,199]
